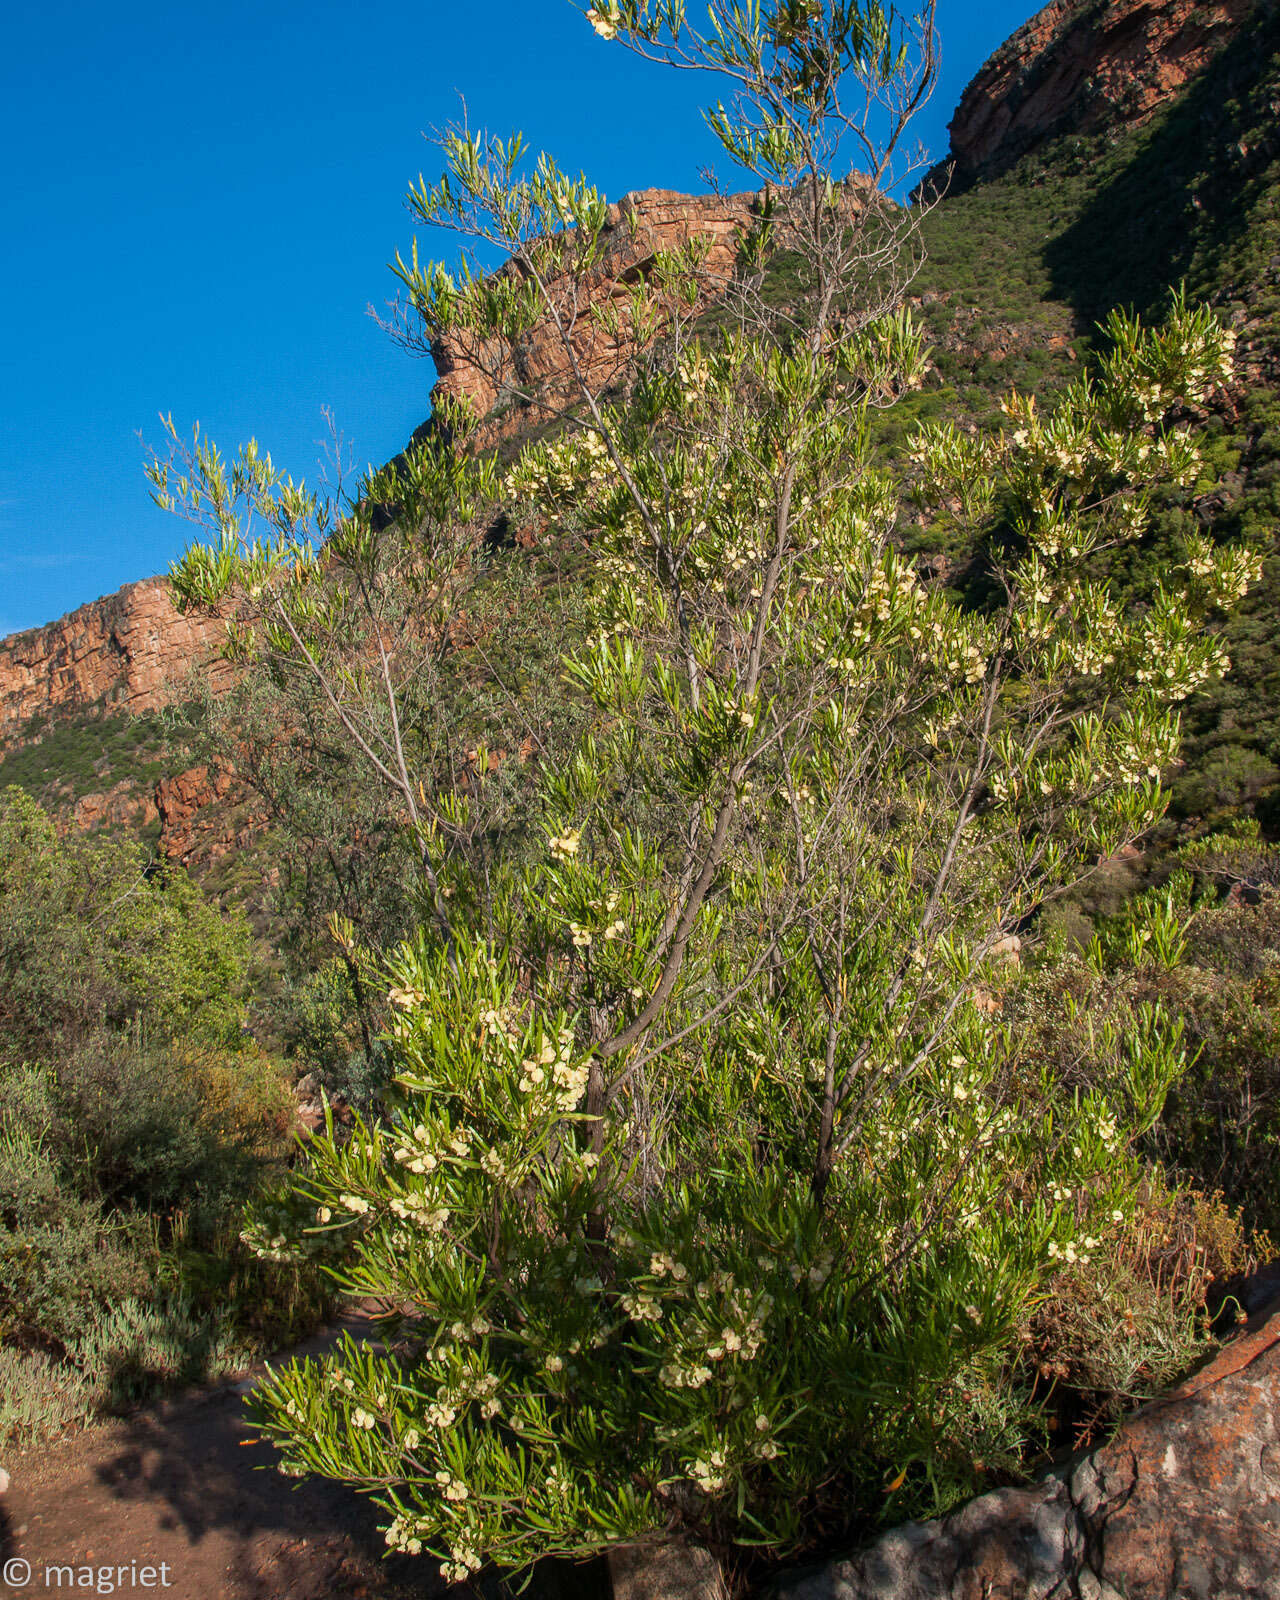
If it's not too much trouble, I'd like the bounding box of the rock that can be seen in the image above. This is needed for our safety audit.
[294,1072,326,1132]
[0,1465,10,1494]
[427,187,764,446]
[71,778,159,833]
[773,1294,1280,1600]
[607,1540,727,1600]
[154,762,260,866]
[0,578,234,844]
[0,576,230,754]
[925,0,1254,193]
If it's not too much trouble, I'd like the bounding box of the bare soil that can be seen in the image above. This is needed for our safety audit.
[0,1307,441,1600]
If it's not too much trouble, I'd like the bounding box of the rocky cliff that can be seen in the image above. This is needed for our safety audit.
[0,577,228,754]
[3,0,1270,851]
[934,0,1255,191]
[428,186,763,444]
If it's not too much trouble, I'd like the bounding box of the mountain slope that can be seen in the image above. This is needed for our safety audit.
[907,0,1280,825]
[2,0,1279,848]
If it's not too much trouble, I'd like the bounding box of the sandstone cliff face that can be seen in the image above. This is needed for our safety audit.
[72,779,159,834]
[155,763,261,867]
[937,0,1255,190]
[428,187,762,444]
[0,577,229,754]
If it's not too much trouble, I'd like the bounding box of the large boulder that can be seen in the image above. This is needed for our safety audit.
[774,1295,1280,1600]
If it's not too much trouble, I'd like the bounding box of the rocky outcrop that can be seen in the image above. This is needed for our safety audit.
[72,779,159,834]
[609,1539,727,1600]
[428,187,763,443]
[0,577,229,753]
[775,1290,1280,1600]
[155,763,261,867]
[931,0,1256,192]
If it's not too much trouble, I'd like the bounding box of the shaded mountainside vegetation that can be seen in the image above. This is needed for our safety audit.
[905,0,1280,826]
[0,787,330,1446]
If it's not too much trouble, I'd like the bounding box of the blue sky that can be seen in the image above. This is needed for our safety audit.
[0,0,1032,637]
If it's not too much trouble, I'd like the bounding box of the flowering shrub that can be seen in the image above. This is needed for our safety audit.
[244,932,1193,1577]
[1019,1171,1254,1449]
[160,0,1263,1587]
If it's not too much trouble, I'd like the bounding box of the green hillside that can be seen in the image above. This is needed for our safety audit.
[0,704,170,838]
[908,2,1280,828]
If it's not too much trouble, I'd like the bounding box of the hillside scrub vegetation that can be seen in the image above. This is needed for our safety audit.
[902,0,1280,831]
[139,0,1280,1589]
[0,787,329,1448]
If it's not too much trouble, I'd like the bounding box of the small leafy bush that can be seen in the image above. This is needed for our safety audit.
[1017,844,1280,1237]
[0,1343,94,1448]
[71,1292,253,1412]
[0,786,252,1059]
[1020,1172,1254,1447]
[0,791,328,1442]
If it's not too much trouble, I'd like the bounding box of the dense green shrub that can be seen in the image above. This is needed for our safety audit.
[1020,1172,1252,1447]
[0,706,171,813]
[0,1344,95,1447]
[0,1097,154,1346]
[0,789,329,1446]
[1011,845,1280,1239]
[0,786,251,1057]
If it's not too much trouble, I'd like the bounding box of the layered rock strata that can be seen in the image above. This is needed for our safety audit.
[0,577,228,753]
[933,0,1255,191]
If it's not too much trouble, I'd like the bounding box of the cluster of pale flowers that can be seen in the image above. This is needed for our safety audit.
[549,826,581,860]
[512,429,614,503]
[239,1219,298,1262]
[656,1274,775,1391]
[388,1191,450,1230]
[1047,1233,1102,1267]
[1132,635,1230,702]
[519,1027,589,1110]
[387,1494,480,1579]
[563,889,628,951]
[586,3,622,39]
[1118,313,1237,424]
[1184,535,1264,607]
[821,555,925,658]
[676,353,713,405]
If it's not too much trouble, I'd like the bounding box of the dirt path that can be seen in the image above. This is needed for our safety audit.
[0,1308,442,1600]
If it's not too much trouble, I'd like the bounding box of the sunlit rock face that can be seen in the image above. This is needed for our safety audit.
[426,186,764,444]
[934,0,1254,191]
[0,577,228,753]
